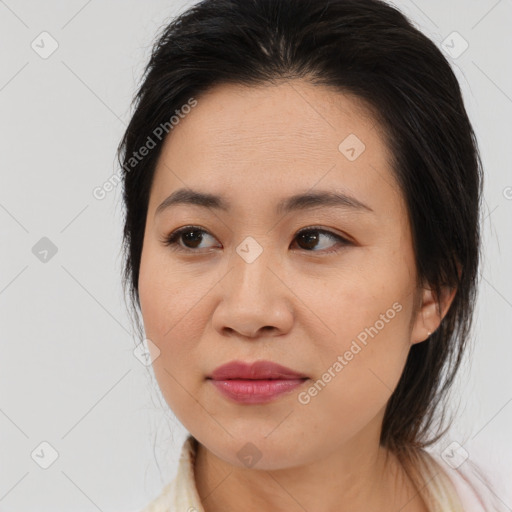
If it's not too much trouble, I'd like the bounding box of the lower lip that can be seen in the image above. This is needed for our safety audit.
[210,378,307,404]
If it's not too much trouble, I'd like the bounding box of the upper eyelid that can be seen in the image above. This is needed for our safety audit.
[170,225,346,237]
[166,225,352,246]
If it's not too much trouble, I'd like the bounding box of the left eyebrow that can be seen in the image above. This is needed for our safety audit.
[154,188,374,218]
[275,190,374,215]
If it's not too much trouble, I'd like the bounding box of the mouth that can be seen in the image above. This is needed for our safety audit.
[209,359,308,380]
[207,360,309,404]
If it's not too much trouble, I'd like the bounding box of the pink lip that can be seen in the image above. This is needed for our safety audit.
[208,360,308,404]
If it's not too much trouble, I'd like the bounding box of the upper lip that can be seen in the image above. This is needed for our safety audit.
[209,360,308,380]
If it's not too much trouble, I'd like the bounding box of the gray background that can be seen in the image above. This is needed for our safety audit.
[1,0,511,510]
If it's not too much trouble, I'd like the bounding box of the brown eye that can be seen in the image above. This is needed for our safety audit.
[162,226,219,251]
[292,228,351,253]
[161,226,351,254]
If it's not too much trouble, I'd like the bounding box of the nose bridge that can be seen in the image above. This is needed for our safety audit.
[230,235,276,297]
[212,234,293,338]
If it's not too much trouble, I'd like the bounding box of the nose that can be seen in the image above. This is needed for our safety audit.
[211,245,294,340]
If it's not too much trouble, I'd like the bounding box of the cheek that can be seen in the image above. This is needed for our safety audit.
[138,244,210,342]
[138,246,218,406]
[295,259,414,413]
[297,303,413,446]
[138,255,207,424]
[293,256,411,352]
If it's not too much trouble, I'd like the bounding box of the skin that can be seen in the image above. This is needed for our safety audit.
[138,80,455,512]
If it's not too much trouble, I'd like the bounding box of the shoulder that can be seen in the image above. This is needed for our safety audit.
[138,435,203,512]
[419,447,507,512]
[138,481,174,512]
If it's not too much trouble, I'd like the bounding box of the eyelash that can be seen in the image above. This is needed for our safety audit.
[161,225,352,255]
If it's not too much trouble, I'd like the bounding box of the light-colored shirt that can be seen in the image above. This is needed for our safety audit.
[139,435,502,511]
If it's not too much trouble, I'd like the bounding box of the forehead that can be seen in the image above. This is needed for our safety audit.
[165,80,381,160]
[149,80,405,219]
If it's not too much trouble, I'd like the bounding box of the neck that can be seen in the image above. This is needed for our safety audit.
[193,433,428,512]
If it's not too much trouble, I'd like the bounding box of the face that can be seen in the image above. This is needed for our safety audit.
[138,80,434,470]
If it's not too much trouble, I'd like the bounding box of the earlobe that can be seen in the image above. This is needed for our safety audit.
[410,284,457,345]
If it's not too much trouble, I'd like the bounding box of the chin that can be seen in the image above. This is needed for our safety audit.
[197,430,313,471]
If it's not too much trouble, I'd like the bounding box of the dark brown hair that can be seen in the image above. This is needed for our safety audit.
[118,0,482,469]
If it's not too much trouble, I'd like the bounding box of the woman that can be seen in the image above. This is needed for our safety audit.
[118,0,502,510]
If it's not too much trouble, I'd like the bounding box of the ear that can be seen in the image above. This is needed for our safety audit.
[410,283,457,345]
